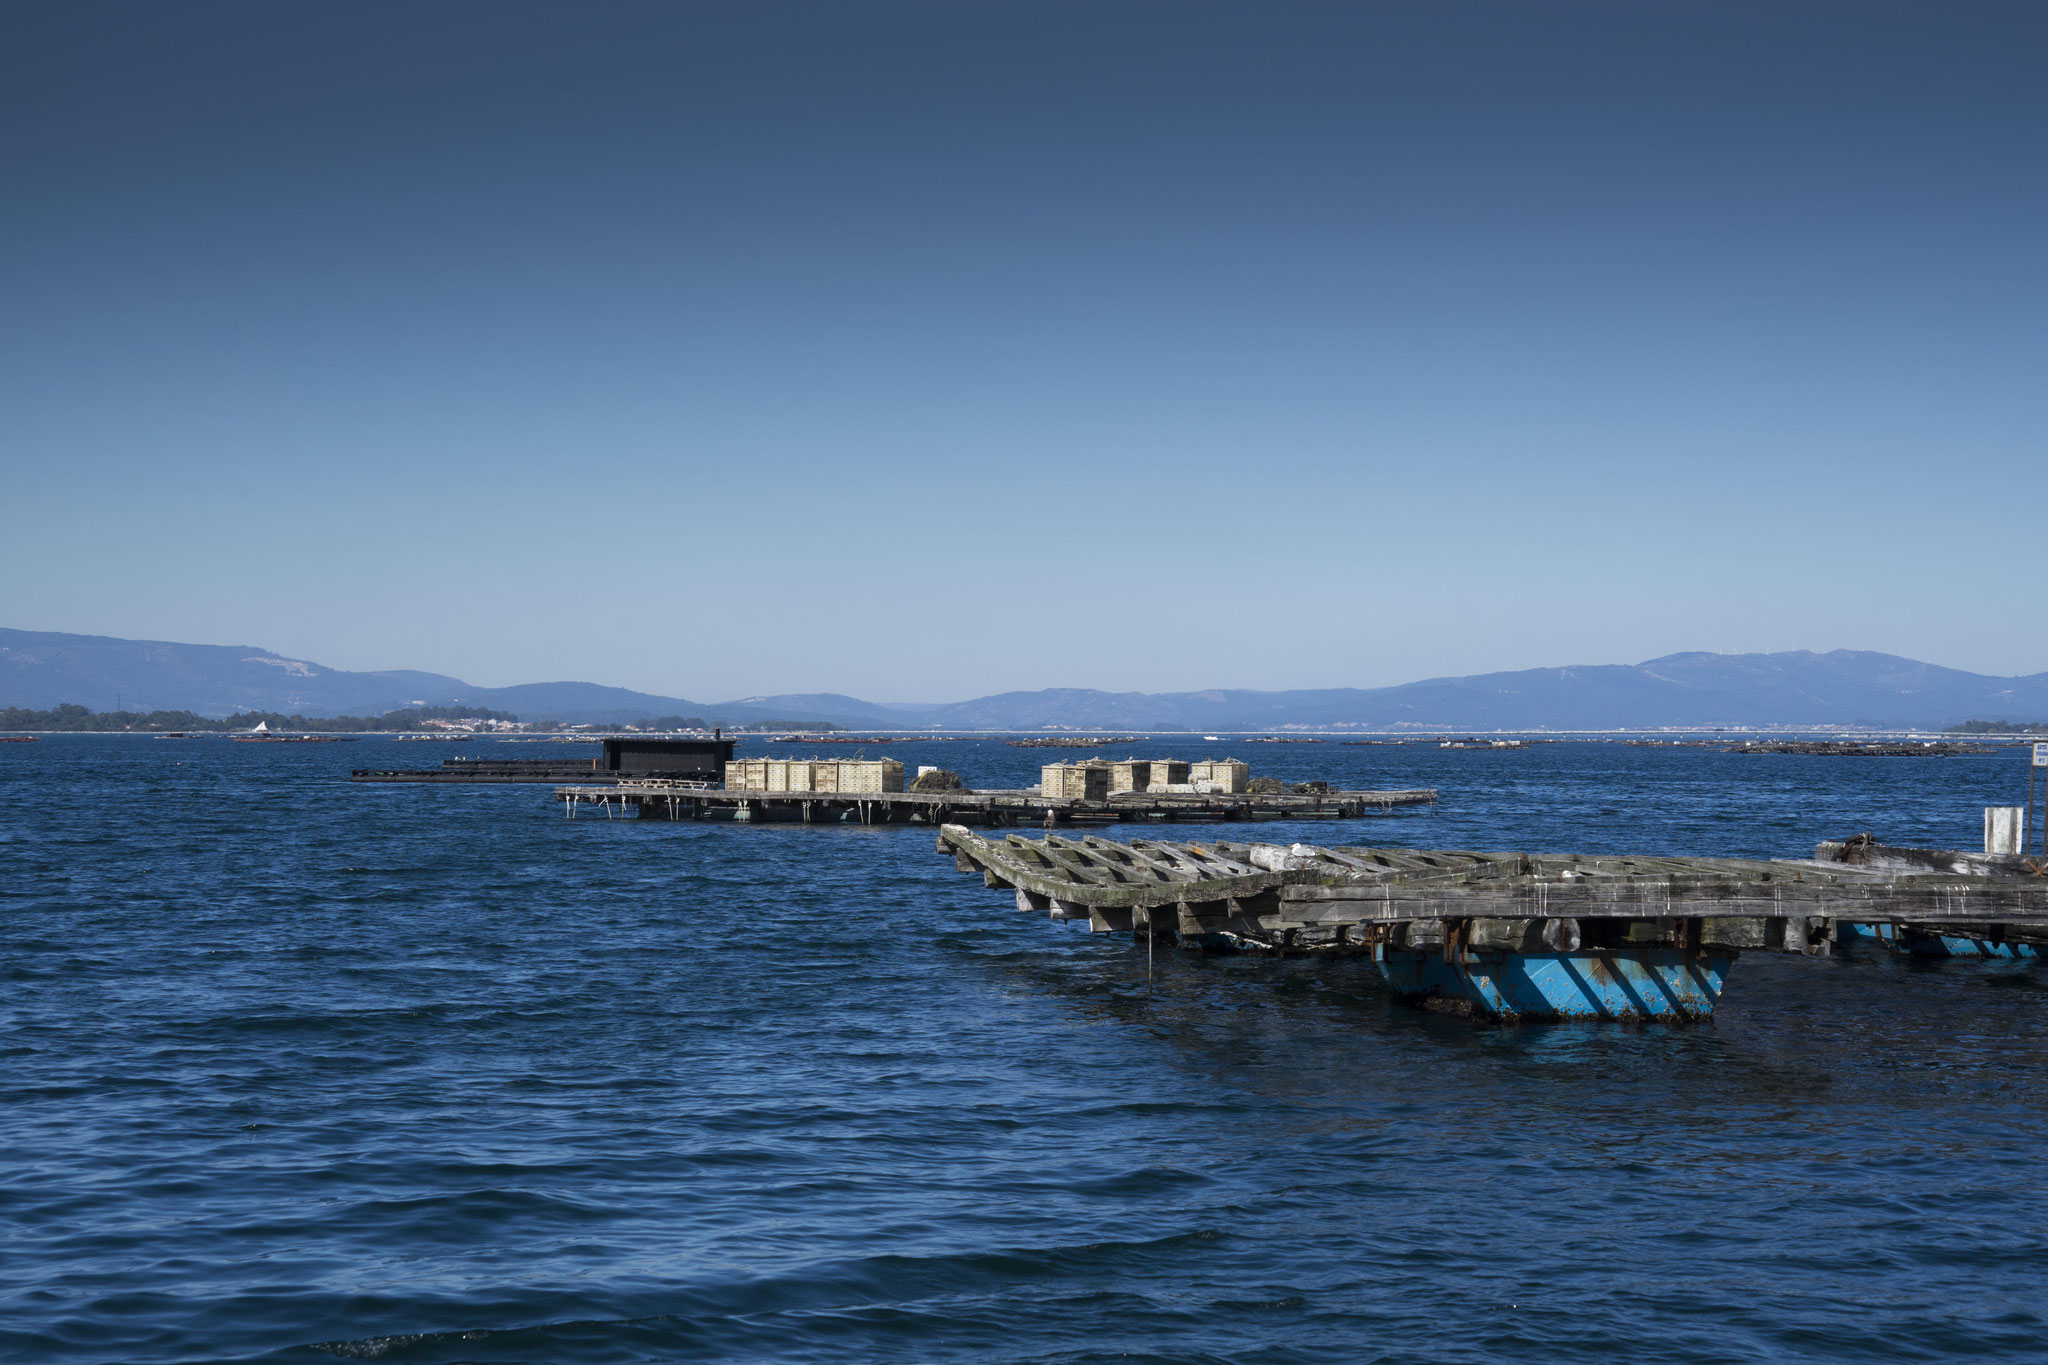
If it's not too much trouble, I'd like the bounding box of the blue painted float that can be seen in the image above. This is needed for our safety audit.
[1836,922,2038,959]
[1374,946,1732,1021]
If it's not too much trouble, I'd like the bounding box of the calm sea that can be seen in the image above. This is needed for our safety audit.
[4,736,2045,1363]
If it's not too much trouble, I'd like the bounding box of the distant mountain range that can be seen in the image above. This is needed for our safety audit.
[5,628,2047,730]
[0,629,845,727]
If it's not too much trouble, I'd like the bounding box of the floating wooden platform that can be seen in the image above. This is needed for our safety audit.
[552,783,1438,826]
[936,828,2048,1021]
[354,759,606,784]
[357,741,730,786]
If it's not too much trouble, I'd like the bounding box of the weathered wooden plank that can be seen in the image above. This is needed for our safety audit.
[1077,837,1207,884]
[941,826,1279,908]
[1280,880,2048,922]
[1132,840,1261,879]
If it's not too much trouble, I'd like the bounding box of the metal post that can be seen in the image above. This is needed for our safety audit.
[2036,742,2046,857]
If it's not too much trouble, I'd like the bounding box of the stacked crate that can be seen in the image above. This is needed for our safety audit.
[834,758,905,793]
[1109,760,1151,794]
[1189,759,1249,794]
[1147,760,1192,790]
[725,757,906,793]
[724,758,770,791]
[1042,762,1109,800]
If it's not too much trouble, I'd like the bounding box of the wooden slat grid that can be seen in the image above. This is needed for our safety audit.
[938,825,2048,927]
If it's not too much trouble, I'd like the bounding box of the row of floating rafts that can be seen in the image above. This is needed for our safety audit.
[717,756,1258,799]
[1038,758,1251,799]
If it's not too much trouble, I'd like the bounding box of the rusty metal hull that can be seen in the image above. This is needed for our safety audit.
[1373,947,1733,1021]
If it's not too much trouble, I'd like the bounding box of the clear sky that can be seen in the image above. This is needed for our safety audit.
[4,2,2044,702]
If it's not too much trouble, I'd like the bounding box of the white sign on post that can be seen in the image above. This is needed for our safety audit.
[2035,742,2048,768]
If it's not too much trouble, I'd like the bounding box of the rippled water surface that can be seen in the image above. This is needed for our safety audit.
[4,736,2046,1363]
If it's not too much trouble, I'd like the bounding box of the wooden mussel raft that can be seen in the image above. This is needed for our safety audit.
[1818,834,2044,959]
[555,782,1436,826]
[935,827,2048,1022]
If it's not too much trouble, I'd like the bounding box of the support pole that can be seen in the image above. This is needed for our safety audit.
[2033,751,2043,857]
[1143,907,1153,994]
[2015,765,2031,859]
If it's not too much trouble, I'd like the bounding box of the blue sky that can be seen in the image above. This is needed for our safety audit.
[4,2,2044,701]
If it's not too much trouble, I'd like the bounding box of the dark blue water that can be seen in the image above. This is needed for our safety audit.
[4,736,2046,1363]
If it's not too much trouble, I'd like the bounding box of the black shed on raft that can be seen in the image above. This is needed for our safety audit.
[935,826,2048,1022]
[598,737,735,779]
